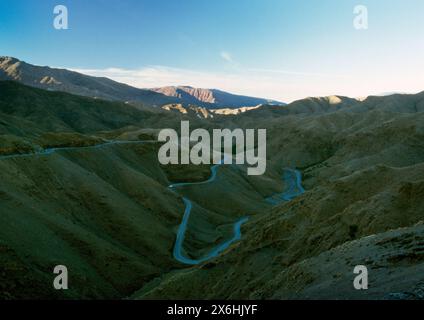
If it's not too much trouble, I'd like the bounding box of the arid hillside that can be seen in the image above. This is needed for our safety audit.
[1,81,424,299]
[0,81,271,299]
[134,92,424,300]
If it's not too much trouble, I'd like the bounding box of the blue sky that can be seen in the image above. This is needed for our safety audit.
[1,0,423,102]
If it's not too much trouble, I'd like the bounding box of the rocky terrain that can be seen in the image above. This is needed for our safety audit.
[134,92,424,300]
[0,74,423,300]
[152,86,283,109]
[0,81,273,299]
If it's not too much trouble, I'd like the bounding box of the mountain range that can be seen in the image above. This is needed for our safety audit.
[1,57,424,300]
[0,57,283,109]
[151,86,283,109]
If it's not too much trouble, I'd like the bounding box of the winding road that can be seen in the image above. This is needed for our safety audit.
[170,158,305,265]
[172,197,250,265]
[169,155,251,265]
[0,140,151,160]
[0,141,305,266]
[266,168,305,205]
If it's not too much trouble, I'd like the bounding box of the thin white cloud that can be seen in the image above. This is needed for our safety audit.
[70,65,291,101]
[68,65,423,103]
[220,51,233,63]
[246,67,347,78]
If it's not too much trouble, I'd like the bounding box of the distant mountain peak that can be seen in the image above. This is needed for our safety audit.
[151,85,285,109]
[0,57,285,109]
[0,56,176,107]
[0,56,19,63]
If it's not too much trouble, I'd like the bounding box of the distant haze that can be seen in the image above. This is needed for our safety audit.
[69,65,423,103]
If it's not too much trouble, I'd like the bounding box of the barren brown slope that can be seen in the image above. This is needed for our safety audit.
[0,81,210,155]
[134,92,424,300]
[2,81,424,300]
[151,86,284,109]
[0,82,275,299]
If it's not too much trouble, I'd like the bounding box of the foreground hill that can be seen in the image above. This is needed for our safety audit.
[134,91,424,300]
[1,80,424,299]
[0,81,272,299]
